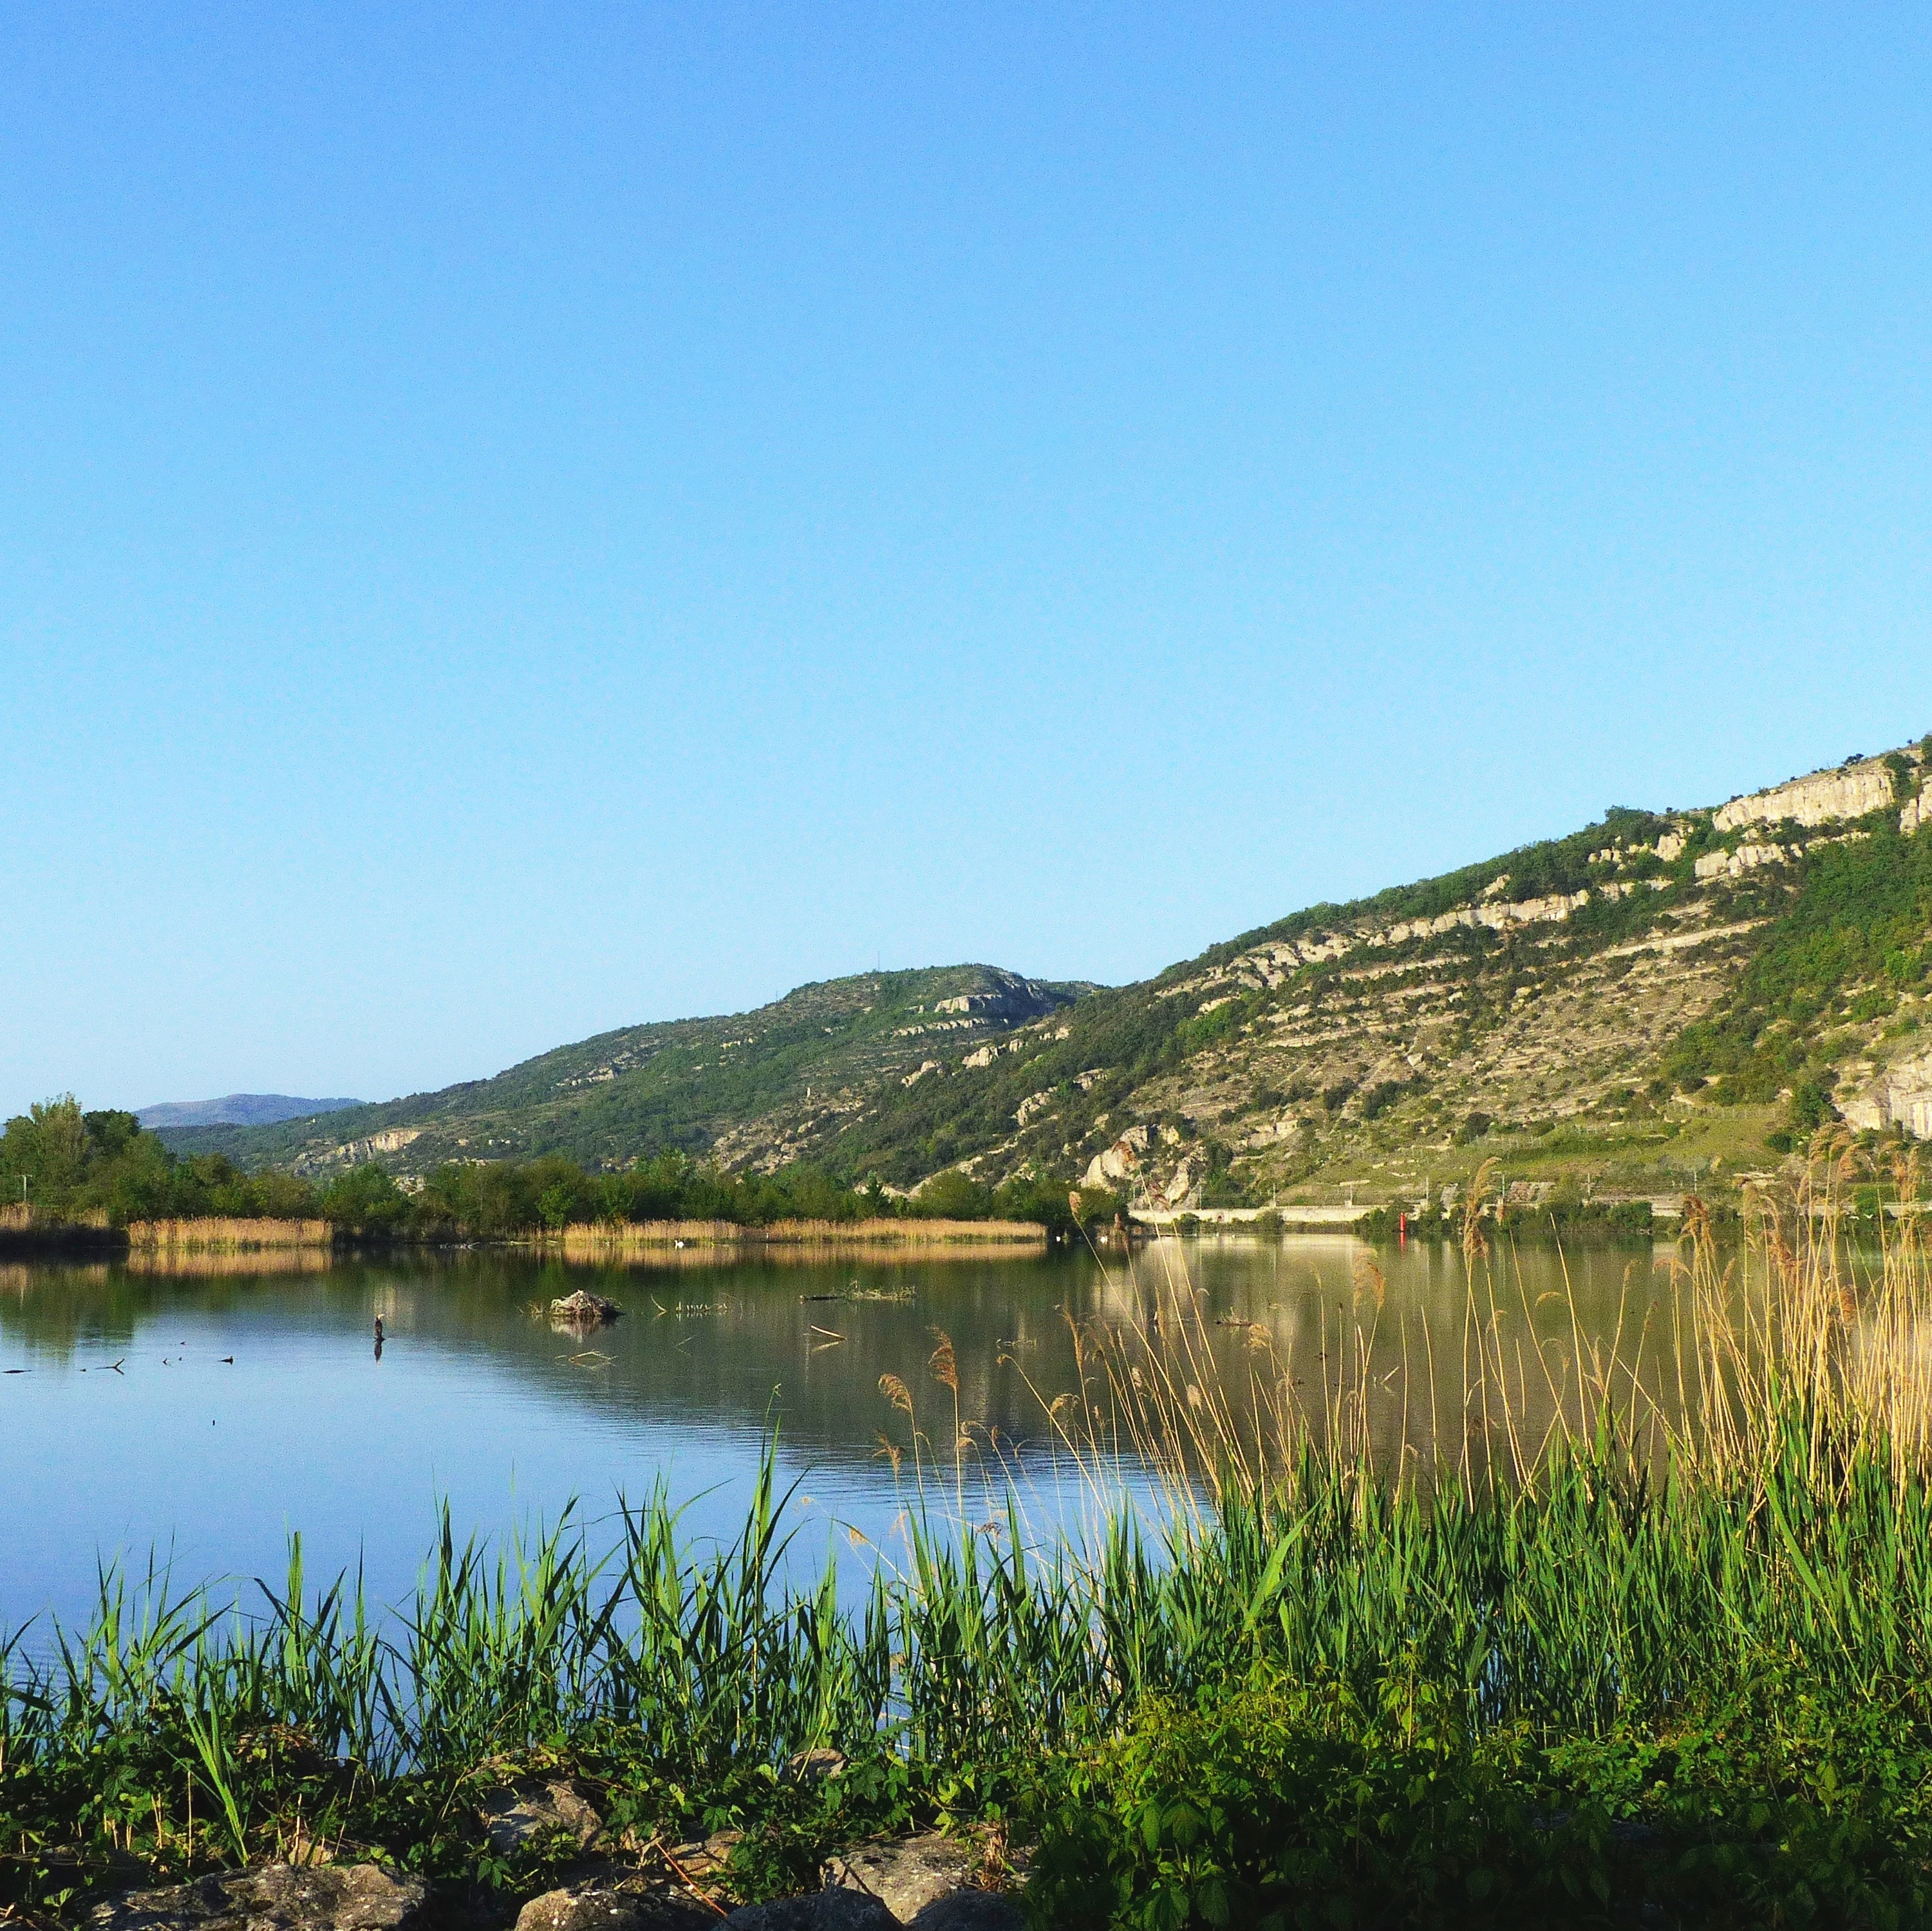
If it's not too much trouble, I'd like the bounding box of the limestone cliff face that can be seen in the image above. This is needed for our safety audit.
[1840,1050,1932,1140]
[932,970,1068,1021]
[1713,754,1918,833]
[291,1125,420,1175]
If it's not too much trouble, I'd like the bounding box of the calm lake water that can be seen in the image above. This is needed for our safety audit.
[1,1236,1679,1648]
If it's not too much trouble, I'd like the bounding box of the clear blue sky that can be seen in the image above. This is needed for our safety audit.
[5,5,1930,1116]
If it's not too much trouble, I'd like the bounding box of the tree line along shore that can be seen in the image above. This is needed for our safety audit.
[0,1096,1730,1260]
[0,1096,1103,1255]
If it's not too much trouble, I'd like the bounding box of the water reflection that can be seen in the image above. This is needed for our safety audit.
[0,1236,1675,1646]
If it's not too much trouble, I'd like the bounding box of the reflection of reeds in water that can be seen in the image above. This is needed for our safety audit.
[554,1217,1046,1258]
[126,1218,332,1253]
[124,1247,335,1280]
[1004,1134,1932,1511]
[1,1262,111,1296]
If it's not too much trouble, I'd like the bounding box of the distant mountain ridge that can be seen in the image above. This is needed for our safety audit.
[182,737,1932,1202]
[138,1094,362,1130]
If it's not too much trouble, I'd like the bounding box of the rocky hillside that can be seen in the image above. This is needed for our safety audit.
[162,965,1088,1180]
[183,738,1932,1206]
[794,739,1931,1205]
[913,739,1929,1209]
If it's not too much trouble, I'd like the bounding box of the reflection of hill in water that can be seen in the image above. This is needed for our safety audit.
[362,1252,1105,1469]
[1,1240,1680,1475]
[0,1252,1105,1464]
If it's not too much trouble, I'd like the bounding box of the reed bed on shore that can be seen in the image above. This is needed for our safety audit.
[1026,1135,1932,1507]
[551,1216,1047,1256]
[123,1218,332,1254]
[5,1139,1932,1925]
[0,1206,108,1234]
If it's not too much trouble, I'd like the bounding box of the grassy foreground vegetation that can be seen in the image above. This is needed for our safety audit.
[7,1143,1932,1926]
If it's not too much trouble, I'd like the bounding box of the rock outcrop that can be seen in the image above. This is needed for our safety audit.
[89,1865,424,1931]
[1082,1124,1152,1188]
[932,971,1066,1022]
[549,1291,623,1327]
[1839,1049,1932,1139]
[1714,757,1904,832]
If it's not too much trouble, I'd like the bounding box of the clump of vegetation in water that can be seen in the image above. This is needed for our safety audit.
[6,1141,1932,1926]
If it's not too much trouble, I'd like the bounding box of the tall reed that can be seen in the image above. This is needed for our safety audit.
[124,1219,332,1254]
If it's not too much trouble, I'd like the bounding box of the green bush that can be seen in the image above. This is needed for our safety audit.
[1026,1659,1932,1930]
[1026,1671,1609,1930]
[910,1168,994,1220]
[317,1162,409,1232]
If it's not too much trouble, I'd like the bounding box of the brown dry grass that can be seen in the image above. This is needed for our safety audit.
[0,1204,109,1232]
[125,1218,332,1253]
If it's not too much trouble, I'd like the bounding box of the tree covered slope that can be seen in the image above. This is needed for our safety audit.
[163,964,1088,1179]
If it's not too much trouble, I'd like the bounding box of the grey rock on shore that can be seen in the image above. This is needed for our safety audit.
[88,1864,424,1931]
[821,1836,977,1919]
[904,1896,1023,1931]
[514,1880,713,1931]
[482,1778,605,1855]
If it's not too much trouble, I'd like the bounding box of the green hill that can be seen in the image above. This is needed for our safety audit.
[163,964,1090,1179]
[185,740,1932,1207]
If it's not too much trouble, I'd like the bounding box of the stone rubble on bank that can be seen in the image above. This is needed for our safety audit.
[720,1895,898,1931]
[513,1871,712,1931]
[714,1828,1024,1931]
[87,1865,425,1931]
[717,1889,1021,1931]
[820,1835,980,1919]
[77,1779,1018,1931]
